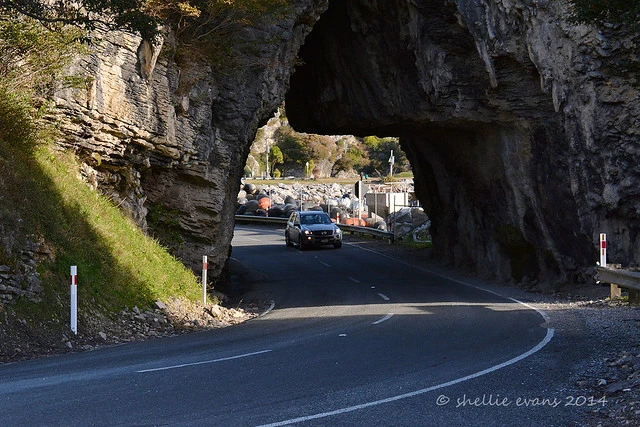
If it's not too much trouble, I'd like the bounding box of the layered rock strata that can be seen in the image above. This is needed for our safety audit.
[52,2,329,287]
[50,0,640,289]
[286,0,640,285]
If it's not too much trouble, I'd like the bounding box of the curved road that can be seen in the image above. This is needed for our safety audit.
[0,226,594,426]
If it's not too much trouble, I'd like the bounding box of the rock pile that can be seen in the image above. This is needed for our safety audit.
[236,181,431,235]
[102,298,263,343]
[0,296,269,363]
[236,181,366,222]
[388,208,431,242]
[580,349,640,425]
[0,236,45,304]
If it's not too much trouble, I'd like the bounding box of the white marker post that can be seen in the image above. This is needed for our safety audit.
[70,266,78,335]
[600,233,607,268]
[357,180,362,220]
[202,255,208,304]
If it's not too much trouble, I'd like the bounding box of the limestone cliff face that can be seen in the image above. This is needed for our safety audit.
[286,0,640,284]
[53,1,329,286]
[52,0,639,289]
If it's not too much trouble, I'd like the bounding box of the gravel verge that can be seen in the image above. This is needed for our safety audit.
[0,295,272,364]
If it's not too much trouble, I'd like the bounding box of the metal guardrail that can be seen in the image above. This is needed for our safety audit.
[234,215,288,225]
[595,266,640,301]
[595,266,640,290]
[234,215,394,243]
[338,224,394,243]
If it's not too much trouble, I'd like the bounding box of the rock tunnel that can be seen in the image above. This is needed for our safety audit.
[283,0,634,286]
[55,0,640,290]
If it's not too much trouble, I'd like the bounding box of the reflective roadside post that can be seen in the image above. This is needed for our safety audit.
[70,266,77,335]
[357,180,362,220]
[600,234,607,268]
[202,255,208,304]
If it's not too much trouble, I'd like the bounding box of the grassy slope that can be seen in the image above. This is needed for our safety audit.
[0,136,202,336]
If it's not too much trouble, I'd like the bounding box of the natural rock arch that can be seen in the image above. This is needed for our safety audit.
[284,0,640,285]
[55,0,639,290]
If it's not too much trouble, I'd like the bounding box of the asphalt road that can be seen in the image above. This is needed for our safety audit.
[0,226,597,426]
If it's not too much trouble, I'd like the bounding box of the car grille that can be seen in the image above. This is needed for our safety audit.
[313,230,333,236]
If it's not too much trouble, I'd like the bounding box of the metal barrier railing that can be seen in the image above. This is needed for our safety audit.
[234,215,394,243]
[595,266,640,301]
[338,224,394,243]
[234,215,288,225]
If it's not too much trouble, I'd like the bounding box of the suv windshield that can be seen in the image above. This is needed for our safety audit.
[301,213,332,225]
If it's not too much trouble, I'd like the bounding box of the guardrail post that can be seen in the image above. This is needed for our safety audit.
[599,233,622,298]
[610,283,622,300]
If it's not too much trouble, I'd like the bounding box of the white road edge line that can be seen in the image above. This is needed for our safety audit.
[257,244,556,427]
[372,313,394,325]
[258,329,554,427]
[377,293,390,301]
[136,349,272,373]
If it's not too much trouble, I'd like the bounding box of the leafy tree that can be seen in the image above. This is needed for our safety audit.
[569,0,640,78]
[0,14,85,152]
[0,1,292,56]
[0,0,159,40]
[361,135,408,173]
[269,144,283,174]
[569,0,640,26]
[362,135,382,149]
[361,136,409,177]
[333,146,368,175]
[146,0,291,70]
[0,14,85,95]
[276,126,312,164]
[304,134,336,162]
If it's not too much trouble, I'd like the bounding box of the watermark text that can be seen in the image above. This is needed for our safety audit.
[435,394,607,409]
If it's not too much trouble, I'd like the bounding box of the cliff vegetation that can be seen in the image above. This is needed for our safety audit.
[0,3,222,355]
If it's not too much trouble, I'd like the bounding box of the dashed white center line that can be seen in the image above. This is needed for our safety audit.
[136,349,272,373]
[348,277,360,283]
[377,293,390,301]
[372,314,394,325]
[319,261,331,267]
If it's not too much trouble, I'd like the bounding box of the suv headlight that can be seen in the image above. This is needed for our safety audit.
[303,229,312,235]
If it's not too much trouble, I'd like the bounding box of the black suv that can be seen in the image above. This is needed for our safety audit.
[285,211,343,249]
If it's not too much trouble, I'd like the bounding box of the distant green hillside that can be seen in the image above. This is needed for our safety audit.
[246,107,411,179]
